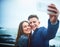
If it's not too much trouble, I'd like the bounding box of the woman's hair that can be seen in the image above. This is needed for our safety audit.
[15,21,29,46]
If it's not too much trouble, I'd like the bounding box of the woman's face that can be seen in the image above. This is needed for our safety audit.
[22,22,31,34]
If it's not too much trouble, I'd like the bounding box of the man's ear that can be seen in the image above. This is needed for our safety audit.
[38,21,40,25]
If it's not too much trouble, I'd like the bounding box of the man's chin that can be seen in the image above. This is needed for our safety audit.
[32,28,36,31]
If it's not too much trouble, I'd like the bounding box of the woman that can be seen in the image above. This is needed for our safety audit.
[15,21,31,47]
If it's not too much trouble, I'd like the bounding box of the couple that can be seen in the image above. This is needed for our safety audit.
[15,4,59,47]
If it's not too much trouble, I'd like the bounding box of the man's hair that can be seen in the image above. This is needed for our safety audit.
[28,15,39,20]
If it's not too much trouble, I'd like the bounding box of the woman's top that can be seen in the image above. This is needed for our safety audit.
[17,34,29,47]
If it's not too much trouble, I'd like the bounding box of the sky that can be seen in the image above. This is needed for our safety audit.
[0,0,60,28]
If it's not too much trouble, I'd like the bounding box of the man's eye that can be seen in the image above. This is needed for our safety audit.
[33,21,36,23]
[30,22,32,24]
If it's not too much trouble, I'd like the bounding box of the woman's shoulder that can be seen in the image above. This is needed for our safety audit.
[17,35,29,47]
[18,35,28,44]
[19,35,28,41]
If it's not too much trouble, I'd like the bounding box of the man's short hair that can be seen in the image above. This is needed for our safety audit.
[28,15,39,20]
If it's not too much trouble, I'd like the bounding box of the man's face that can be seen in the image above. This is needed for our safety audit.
[29,17,40,31]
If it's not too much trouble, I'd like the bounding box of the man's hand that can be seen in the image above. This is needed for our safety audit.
[48,4,59,24]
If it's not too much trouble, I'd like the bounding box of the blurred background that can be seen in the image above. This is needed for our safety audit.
[0,0,60,47]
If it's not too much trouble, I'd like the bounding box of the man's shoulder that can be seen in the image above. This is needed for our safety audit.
[36,27,47,33]
[38,26,46,30]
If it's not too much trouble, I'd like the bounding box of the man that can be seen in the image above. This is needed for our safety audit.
[28,4,59,47]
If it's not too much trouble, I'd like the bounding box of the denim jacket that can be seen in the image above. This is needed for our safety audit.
[17,35,29,47]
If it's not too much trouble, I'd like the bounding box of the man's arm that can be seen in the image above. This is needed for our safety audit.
[42,19,59,40]
[43,4,59,40]
[46,19,59,40]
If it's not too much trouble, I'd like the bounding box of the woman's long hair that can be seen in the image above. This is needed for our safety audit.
[15,21,29,46]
